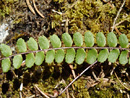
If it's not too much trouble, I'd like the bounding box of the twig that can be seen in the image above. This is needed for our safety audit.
[19,83,23,98]
[111,18,127,28]
[65,18,69,33]
[69,64,76,78]
[19,92,22,98]
[26,95,35,98]
[71,93,75,98]
[92,71,98,81]
[114,27,121,35]
[114,72,130,90]
[32,0,44,18]
[20,83,23,91]
[11,70,18,78]
[127,93,130,98]
[110,66,116,75]
[26,0,36,15]
[34,84,49,98]
[52,9,63,15]
[125,72,130,81]
[66,89,69,98]
[111,0,126,32]
[59,61,97,96]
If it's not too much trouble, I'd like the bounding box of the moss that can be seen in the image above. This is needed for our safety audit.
[53,0,65,3]
[89,85,125,98]
[51,0,114,33]
[0,0,18,18]
[51,14,63,29]
[51,0,130,35]
[73,77,90,98]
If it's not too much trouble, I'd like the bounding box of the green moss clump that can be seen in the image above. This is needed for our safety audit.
[89,86,125,98]
[53,0,65,3]
[52,0,130,35]
[51,14,62,29]
[52,0,117,33]
[0,0,18,18]
[73,77,90,98]
[65,0,117,33]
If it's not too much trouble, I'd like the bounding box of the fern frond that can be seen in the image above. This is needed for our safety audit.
[0,32,129,72]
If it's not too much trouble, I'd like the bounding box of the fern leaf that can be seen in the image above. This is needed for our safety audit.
[27,37,38,51]
[50,34,61,48]
[62,33,73,47]
[96,32,106,47]
[119,50,128,65]
[75,48,86,65]
[55,49,65,63]
[119,34,128,48]
[1,32,130,73]
[45,50,55,64]
[107,32,117,47]
[16,38,27,52]
[26,53,35,68]
[13,54,23,69]
[35,51,44,66]
[84,31,94,47]
[73,32,83,47]
[0,44,12,57]
[38,36,49,49]
[2,58,11,73]
[108,49,120,63]
[86,49,97,64]
[98,49,109,63]
[65,48,75,64]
